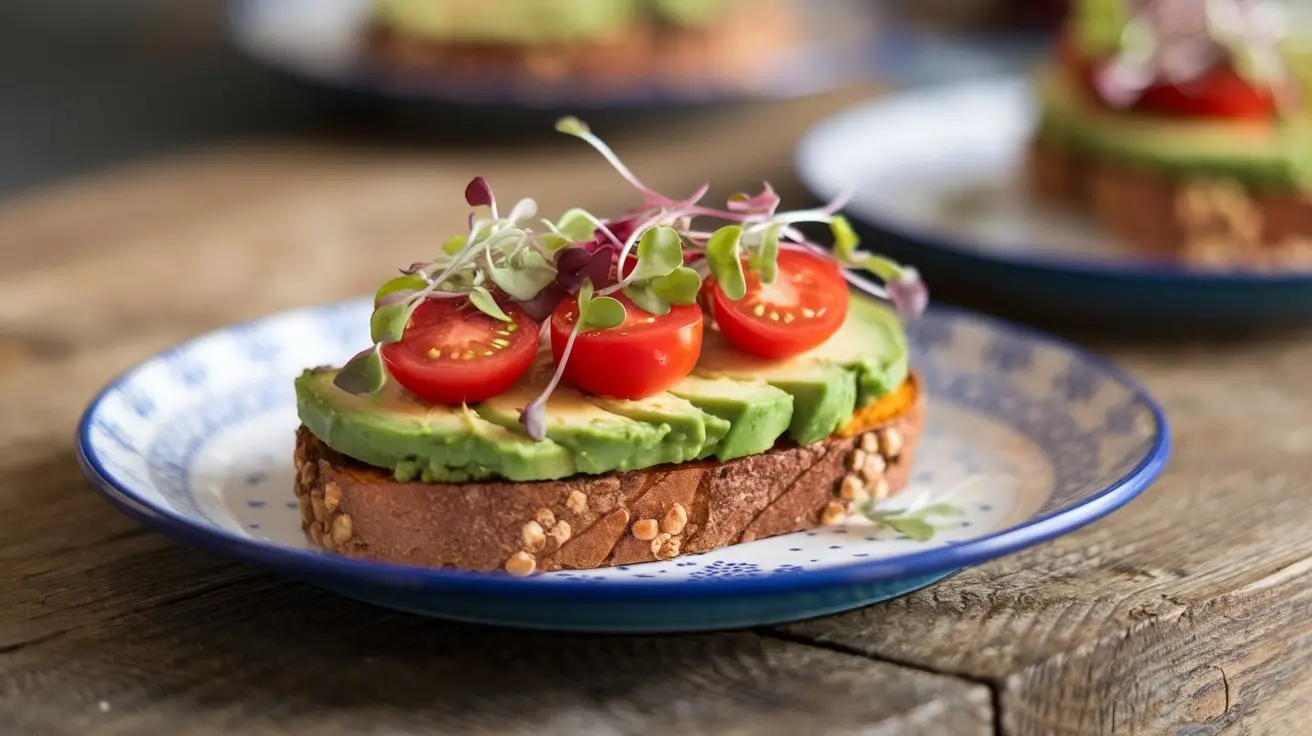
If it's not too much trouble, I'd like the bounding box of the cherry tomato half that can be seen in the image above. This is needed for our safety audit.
[549,292,703,399]
[382,298,539,405]
[707,248,848,360]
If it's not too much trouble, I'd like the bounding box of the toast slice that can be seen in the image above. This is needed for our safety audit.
[292,374,925,575]
[1027,136,1312,269]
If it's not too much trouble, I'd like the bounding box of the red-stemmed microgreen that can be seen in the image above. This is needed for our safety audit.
[519,278,626,440]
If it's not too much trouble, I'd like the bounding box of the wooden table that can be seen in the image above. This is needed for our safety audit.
[4,78,1312,735]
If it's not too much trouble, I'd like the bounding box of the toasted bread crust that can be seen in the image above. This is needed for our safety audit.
[1027,135,1312,269]
[292,374,925,575]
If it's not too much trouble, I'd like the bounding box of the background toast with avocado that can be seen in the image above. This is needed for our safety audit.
[1028,0,1312,269]
[364,0,796,86]
[292,118,930,576]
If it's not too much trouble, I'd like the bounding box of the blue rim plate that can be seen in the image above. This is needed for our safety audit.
[77,293,1170,632]
[794,76,1312,327]
[226,0,901,111]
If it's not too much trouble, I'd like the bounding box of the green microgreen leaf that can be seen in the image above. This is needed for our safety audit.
[468,286,511,323]
[831,215,860,262]
[630,225,683,281]
[580,295,626,332]
[487,248,556,301]
[706,225,746,300]
[555,116,591,137]
[623,284,670,316]
[540,208,598,252]
[375,274,427,306]
[881,516,936,542]
[370,299,419,344]
[333,345,387,395]
[918,502,964,519]
[651,266,701,305]
[750,223,783,286]
[443,234,468,255]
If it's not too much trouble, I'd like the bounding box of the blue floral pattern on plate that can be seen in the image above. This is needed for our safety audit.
[76,296,1170,631]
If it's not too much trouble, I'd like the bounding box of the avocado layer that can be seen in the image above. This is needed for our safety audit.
[1035,68,1312,191]
[296,296,909,483]
[372,0,729,43]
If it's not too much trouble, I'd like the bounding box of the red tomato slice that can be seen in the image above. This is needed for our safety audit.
[1131,66,1277,120]
[382,298,539,405]
[707,249,848,360]
[1059,30,1276,121]
[549,292,703,399]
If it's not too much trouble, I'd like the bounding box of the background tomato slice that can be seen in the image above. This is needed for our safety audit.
[549,293,702,399]
[382,298,539,405]
[708,249,848,360]
[1058,29,1276,121]
[1131,66,1277,120]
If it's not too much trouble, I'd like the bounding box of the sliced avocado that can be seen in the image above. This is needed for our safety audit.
[477,384,672,475]
[373,0,640,43]
[592,393,730,464]
[1036,68,1312,191]
[768,366,858,446]
[296,369,575,482]
[695,295,909,417]
[668,377,793,461]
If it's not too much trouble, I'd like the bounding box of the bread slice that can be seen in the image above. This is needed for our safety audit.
[1027,136,1312,269]
[292,374,925,575]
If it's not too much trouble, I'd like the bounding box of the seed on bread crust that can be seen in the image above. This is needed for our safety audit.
[839,475,868,503]
[860,432,879,454]
[311,496,328,524]
[661,503,688,535]
[534,508,556,530]
[323,481,342,512]
[330,514,354,545]
[632,519,659,541]
[521,521,547,552]
[879,428,903,459]
[566,490,588,515]
[505,551,536,577]
[848,449,867,472]
[550,520,572,547]
[821,501,847,526]
[870,477,891,502]
[860,459,886,487]
[651,532,680,560]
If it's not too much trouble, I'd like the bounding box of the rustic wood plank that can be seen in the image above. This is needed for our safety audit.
[0,570,991,735]
[780,339,1312,733]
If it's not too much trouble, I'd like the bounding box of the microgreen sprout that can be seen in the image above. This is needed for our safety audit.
[858,502,964,542]
[337,116,928,443]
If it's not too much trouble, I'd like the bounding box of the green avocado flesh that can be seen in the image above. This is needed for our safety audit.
[371,0,728,43]
[1035,68,1312,191]
[295,295,909,483]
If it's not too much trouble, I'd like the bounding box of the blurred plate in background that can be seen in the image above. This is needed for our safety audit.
[229,0,912,112]
[795,76,1312,331]
[225,0,1007,112]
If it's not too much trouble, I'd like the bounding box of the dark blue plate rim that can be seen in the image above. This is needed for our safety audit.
[794,75,1312,287]
[77,296,1171,601]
